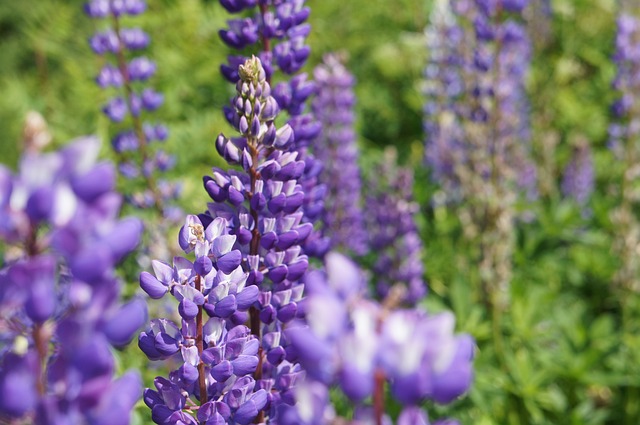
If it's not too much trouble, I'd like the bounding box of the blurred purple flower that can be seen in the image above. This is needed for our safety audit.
[0,136,145,423]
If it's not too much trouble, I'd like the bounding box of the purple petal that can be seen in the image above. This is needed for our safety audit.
[267,264,288,283]
[195,255,213,276]
[103,217,143,262]
[103,298,148,348]
[231,355,258,376]
[138,333,162,360]
[155,332,181,356]
[70,244,112,284]
[214,295,238,318]
[217,250,242,274]
[397,406,429,425]
[140,271,168,299]
[0,353,37,417]
[276,302,297,323]
[70,162,115,202]
[25,186,54,222]
[179,298,199,320]
[339,366,373,402]
[211,360,234,382]
[236,285,259,310]
[13,256,57,323]
[90,371,142,425]
[234,389,267,424]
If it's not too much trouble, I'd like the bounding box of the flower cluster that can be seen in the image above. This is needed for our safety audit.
[218,0,312,81]
[140,56,310,424]
[423,0,537,305]
[218,0,328,258]
[365,148,427,306]
[85,0,180,218]
[311,54,368,256]
[0,136,146,424]
[139,215,266,424]
[284,253,473,425]
[435,0,537,199]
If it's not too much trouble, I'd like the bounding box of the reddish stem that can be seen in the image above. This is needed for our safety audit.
[195,275,208,404]
[247,138,265,423]
[33,323,47,396]
[373,369,385,425]
[27,224,48,395]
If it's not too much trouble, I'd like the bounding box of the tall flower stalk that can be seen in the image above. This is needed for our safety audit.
[0,136,147,424]
[139,56,309,424]
[85,0,180,226]
[424,0,537,308]
[218,0,328,258]
[423,0,466,201]
[312,53,368,256]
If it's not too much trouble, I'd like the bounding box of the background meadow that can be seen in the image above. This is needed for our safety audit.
[0,0,637,423]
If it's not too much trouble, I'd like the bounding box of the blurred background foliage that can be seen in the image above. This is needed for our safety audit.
[0,0,637,423]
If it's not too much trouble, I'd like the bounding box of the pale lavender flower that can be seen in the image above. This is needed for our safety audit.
[609,10,640,290]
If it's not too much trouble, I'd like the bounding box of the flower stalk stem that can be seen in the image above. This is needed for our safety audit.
[195,275,208,404]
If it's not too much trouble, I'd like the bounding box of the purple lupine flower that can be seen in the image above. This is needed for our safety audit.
[217,0,328,259]
[365,149,427,306]
[312,54,368,255]
[423,0,537,306]
[561,140,594,212]
[287,253,474,422]
[425,0,537,200]
[140,57,312,423]
[218,0,312,80]
[0,136,146,423]
[85,0,180,223]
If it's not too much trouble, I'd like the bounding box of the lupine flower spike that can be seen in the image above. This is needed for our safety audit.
[312,53,368,256]
[424,0,537,307]
[0,136,147,424]
[365,148,427,306]
[140,56,311,424]
[218,0,328,258]
[85,0,181,223]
